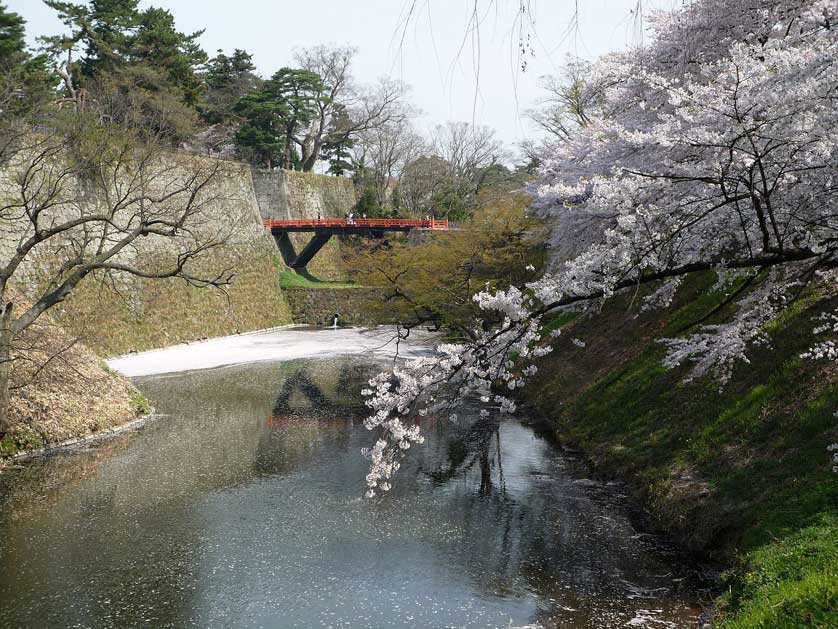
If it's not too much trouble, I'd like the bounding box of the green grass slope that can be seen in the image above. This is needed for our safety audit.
[525,272,838,627]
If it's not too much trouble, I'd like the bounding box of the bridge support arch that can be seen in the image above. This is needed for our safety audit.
[265,218,448,271]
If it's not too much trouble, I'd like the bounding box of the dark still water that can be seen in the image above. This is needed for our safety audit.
[0,358,706,628]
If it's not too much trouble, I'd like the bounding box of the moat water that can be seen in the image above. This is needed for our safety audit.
[0,356,707,627]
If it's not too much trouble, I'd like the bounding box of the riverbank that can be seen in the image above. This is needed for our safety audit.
[524,272,838,627]
[0,314,149,461]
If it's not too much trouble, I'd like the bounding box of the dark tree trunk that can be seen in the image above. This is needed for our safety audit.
[0,301,14,436]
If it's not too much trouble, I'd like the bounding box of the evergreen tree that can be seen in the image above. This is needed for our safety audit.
[202,48,260,125]
[0,3,55,111]
[42,1,206,113]
[43,0,140,81]
[131,7,206,107]
[0,2,25,67]
[233,67,324,169]
[321,105,355,176]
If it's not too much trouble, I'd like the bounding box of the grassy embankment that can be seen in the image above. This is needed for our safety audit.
[527,272,837,627]
[277,269,357,289]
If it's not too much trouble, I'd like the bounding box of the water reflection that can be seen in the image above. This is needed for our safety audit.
[0,358,704,628]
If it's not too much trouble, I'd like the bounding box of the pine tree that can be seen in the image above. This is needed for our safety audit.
[0,2,25,67]
[202,49,260,125]
[233,68,324,169]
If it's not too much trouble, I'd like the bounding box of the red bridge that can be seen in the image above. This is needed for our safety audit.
[263,217,449,269]
[263,217,448,231]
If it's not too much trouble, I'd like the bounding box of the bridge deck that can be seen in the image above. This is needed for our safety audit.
[263,218,448,231]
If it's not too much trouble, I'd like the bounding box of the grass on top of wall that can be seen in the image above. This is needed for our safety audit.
[278,270,358,289]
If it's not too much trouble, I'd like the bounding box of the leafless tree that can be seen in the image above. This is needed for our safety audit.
[353,109,427,208]
[526,57,597,143]
[398,155,452,217]
[294,45,410,172]
[432,121,504,182]
[0,108,233,434]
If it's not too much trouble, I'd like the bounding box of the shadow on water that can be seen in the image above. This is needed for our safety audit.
[0,357,710,628]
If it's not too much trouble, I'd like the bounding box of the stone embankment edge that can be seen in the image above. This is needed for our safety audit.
[0,409,158,469]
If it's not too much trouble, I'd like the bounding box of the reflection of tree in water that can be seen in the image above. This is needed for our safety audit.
[421,414,703,625]
[425,413,505,497]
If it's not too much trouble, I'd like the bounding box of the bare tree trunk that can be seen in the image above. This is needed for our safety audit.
[301,137,322,172]
[0,301,14,435]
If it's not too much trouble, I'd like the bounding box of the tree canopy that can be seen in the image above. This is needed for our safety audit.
[0,2,25,66]
[41,0,206,140]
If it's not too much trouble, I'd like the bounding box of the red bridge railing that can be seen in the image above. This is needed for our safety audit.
[263,218,449,230]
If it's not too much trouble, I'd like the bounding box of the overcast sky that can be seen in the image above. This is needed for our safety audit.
[8,0,676,152]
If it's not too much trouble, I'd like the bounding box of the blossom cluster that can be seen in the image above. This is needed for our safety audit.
[801,310,838,362]
[360,305,552,496]
[660,274,790,386]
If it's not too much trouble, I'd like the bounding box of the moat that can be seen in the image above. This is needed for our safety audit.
[0,353,706,628]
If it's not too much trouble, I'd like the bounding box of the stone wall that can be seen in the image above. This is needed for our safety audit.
[251,169,355,281]
[48,158,293,356]
[0,148,359,357]
[251,169,356,221]
[283,287,382,326]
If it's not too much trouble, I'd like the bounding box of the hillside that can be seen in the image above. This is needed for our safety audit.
[525,272,838,627]
[0,304,146,459]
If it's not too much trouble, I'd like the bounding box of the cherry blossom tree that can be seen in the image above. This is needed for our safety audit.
[362,0,838,495]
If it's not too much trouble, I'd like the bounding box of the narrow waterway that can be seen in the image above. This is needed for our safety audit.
[0,350,706,627]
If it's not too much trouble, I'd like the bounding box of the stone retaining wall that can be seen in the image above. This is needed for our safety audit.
[283,287,383,326]
[251,169,355,281]
[0,146,356,356]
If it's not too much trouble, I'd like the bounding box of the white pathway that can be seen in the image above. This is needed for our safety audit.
[106,326,436,378]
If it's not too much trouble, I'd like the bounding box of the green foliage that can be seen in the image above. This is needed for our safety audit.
[347,190,547,332]
[278,270,356,289]
[353,185,386,217]
[0,426,43,455]
[42,0,207,140]
[233,67,325,168]
[718,513,838,628]
[431,182,470,221]
[201,48,259,125]
[88,62,200,141]
[130,7,207,107]
[129,389,151,415]
[321,104,355,175]
[43,0,142,80]
[0,2,25,65]
[0,4,56,109]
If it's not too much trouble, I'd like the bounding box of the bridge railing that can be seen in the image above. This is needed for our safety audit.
[263,218,449,230]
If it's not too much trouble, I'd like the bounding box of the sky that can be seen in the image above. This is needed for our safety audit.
[7,0,676,151]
